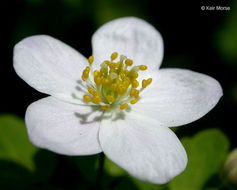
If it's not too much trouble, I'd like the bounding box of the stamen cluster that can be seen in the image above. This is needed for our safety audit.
[82,52,152,111]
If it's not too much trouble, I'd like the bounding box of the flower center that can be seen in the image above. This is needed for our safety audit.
[81,52,152,111]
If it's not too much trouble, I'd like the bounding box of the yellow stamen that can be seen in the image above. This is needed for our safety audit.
[131,71,138,79]
[134,90,139,99]
[123,80,130,88]
[123,70,129,75]
[93,70,100,78]
[130,99,138,104]
[117,84,126,95]
[142,79,147,88]
[120,103,128,110]
[101,105,110,111]
[142,78,152,88]
[102,78,110,86]
[88,88,95,95]
[83,70,89,79]
[147,78,152,86]
[139,65,147,71]
[81,75,85,81]
[93,91,101,96]
[111,52,118,60]
[92,95,101,104]
[100,68,107,75]
[81,52,152,111]
[106,95,115,103]
[125,59,133,66]
[130,88,139,99]
[88,56,94,65]
[83,95,91,102]
[132,80,139,88]
[94,76,102,85]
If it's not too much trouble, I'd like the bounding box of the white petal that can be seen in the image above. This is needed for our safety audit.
[99,110,187,184]
[26,97,102,155]
[13,35,88,104]
[136,68,223,127]
[92,17,163,72]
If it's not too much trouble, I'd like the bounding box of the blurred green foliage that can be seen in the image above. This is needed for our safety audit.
[0,114,37,171]
[215,0,237,67]
[169,129,229,190]
[0,115,57,189]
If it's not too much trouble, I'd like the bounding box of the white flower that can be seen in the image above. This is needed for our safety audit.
[13,17,222,184]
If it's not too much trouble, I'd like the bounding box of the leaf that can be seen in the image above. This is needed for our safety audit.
[169,128,230,190]
[104,157,127,177]
[131,178,167,190]
[0,114,38,171]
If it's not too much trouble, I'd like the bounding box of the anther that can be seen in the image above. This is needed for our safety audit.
[130,99,138,104]
[132,80,139,88]
[125,59,133,66]
[94,76,102,85]
[92,95,101,104]
[147,78,152,86]
[123,70,129,75]
[130,89,139,99]
[131,71,138,79]
[83,67,90,79]
[123,80,130,88]
[139,65,147,71]
[130,89,138,96]
[102,78,110,86]
[111,52,118,60]
[142,79,147,88]
[81,75,85,81]
[120,103,128,110]
[93,70,100,77]
[142,78,152,88]
[101,105,110,111]
[106,95,115,103]
[83,95,91,102]
[88,88,95,95]
[117,84,126,95]
[88,56,94,65]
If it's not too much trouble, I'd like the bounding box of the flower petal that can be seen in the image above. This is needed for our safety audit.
[13,35,87,104]
[26,97,102,155]
[92,17,163,71]
[136,68,223,127]
[99,110,187,184]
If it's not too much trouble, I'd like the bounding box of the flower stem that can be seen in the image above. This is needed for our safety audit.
[97,153,105,190]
